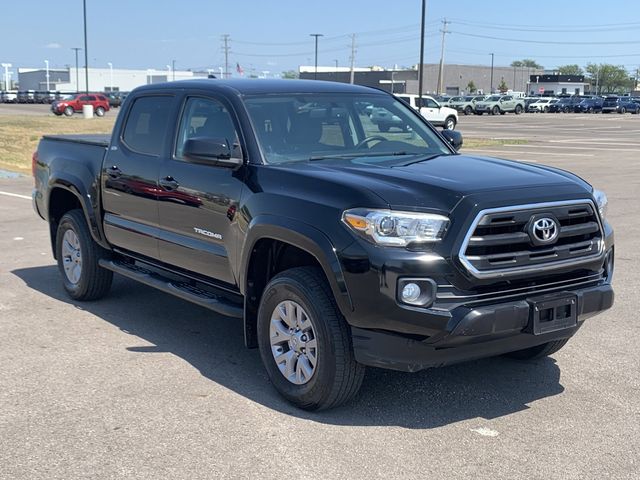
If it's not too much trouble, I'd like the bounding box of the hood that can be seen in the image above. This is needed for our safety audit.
[273,154,589,213]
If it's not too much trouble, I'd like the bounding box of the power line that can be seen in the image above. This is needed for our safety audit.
[451,30,640,45]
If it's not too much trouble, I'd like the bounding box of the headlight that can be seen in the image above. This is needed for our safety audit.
[342,208,449,246]
[593,189,608,220]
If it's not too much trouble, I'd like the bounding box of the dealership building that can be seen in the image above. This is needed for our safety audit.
[300,63,545,95]
[526,74,586,96]
[17,67,208,92]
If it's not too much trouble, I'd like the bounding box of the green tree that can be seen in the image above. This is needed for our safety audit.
[498,79,508,93]
[511,59,543,69]
[556,64,584,76]
[466,80,477,93]
[281,70,299,79]
[585,63,634,94]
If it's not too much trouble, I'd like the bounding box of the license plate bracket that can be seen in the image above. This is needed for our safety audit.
[526,293,578,335]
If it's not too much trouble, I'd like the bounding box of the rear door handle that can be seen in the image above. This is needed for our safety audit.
[107,165,122,178]
[159,176,180,190]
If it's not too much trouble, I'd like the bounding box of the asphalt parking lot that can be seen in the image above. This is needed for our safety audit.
[1,111,639,479]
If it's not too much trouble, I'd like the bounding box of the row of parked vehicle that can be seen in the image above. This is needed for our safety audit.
[0,90,128,108]
[432,93,640,116]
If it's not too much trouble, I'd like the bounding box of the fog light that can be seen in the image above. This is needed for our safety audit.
[401,283,421,303]
[397,278,437,307]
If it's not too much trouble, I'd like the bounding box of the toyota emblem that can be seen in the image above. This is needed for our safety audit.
[531,217,558,244]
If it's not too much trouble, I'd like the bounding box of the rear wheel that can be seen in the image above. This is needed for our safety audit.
[95,106,105,117]
[63,106,74,116]
[505,339,570,360]
[377,123,390,132]
[55,209,113,301]
[257,267,365,410]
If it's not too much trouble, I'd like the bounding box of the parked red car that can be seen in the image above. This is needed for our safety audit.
[51,93,110,117]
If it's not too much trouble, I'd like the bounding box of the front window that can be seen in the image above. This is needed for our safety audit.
[244,93,452,165]
[486,95,502,101]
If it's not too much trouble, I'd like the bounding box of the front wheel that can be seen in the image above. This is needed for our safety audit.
[492,106,500,115]
[505,339,570,360]
[619,107,626,114]
[444,116,456,130]
[464,106,473,115]
[64,106,74,116]
[257,267,365,410]
[514,104,523,114]
[377,123,390,132]
[55,209,113,300]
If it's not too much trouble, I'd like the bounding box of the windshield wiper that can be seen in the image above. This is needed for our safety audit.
[391,153,452,167]
[309,151,421,161]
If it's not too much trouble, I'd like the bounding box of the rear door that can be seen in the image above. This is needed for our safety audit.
[156,94,246,285]
[102,94,177,260]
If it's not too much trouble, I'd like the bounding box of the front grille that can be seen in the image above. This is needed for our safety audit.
[459,200,604,278]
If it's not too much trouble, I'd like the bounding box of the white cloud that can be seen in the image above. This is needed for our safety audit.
[45,42,62,49]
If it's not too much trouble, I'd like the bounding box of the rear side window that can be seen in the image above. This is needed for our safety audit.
[122,96,173,156]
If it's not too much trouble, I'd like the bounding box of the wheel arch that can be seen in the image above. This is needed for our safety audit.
[240,216,353,348]
[47,180,109,258]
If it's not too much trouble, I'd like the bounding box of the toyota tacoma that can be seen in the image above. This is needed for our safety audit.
[33,79,614,410]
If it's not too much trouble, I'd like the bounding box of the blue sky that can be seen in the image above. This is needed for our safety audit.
[4,0,640,75]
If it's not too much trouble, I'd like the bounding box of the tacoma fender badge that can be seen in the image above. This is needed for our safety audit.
[193,227,223,240]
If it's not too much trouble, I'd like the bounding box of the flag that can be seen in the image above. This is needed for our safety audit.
[236,62,244,76]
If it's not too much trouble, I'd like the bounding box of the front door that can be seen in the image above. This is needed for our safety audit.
[157,95,246,285]
[419,97,443,122]
[102,94,177,260]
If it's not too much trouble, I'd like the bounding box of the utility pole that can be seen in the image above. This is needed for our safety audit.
[71,48,81,92]
[418,0,427,103]
[44,60,50,91]
[436,18,450,94]
[172,59,176,81]
[221,34,231,79]
[310,34,323,80]
[83,0,89,93]
[489,53,494,94]
[349,34,356,84]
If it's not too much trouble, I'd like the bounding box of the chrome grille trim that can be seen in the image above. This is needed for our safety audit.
[458,199,605,279]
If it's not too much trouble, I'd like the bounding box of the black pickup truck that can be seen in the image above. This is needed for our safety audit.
[33,79,614,410]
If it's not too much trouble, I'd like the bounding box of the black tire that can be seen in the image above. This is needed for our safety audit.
[500,111,506,115]
[378,123,390,132]
[619,107,626,114]
[444,116,456,130]
[544,106,549,113]
[63,106,74,117]
[514,104,523,115]
[464,106,473,115]
[588,107,594,113]
[505,339,570,360]
[55,209,113,301]
[492,106,500,115]
[95,106,105,117]
[257,267,365,410]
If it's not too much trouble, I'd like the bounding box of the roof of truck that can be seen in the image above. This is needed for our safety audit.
[134,78,383,96]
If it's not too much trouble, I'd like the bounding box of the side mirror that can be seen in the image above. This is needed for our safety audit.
[441,129,463,151]
[183,137,242,168]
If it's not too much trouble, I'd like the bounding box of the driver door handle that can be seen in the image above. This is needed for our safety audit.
[159,176,180,190]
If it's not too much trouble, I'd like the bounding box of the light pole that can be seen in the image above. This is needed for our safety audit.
[172,59,176,81]
[83,0,89,93]
[310,33,323,80]
[107,62,113,92]
[489,53,494,94]
[1,63,11,91]
[71,48,81,92]
[147,69,153,85]
[166,64,171,81]
[536,75,540,95]
[44,60,50,91]
[418,0,427,102]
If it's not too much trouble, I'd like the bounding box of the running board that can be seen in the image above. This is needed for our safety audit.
[99,259,243,318]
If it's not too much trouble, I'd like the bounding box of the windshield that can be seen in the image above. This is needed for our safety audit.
[244,93,453,165]
[486,95,502,101]
[450,96,463,102]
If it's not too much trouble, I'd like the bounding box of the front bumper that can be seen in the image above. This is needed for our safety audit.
[352,283,613,372]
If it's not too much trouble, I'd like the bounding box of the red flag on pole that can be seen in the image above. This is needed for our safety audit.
[236,62,244,76]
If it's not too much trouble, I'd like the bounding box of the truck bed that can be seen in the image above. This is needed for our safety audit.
[42,134,110,147]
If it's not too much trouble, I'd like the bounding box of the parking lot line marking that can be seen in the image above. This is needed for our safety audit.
[502,144,636,152]
[464,149,591,157]
[0,191,31,200]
